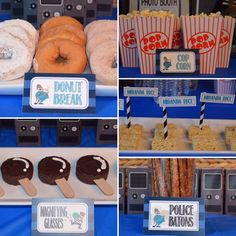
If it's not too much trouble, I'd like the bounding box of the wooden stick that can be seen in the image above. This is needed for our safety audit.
[55,178,75,198]
[19,178,37,197]
[94,178,114,196]
[170,159,180,197]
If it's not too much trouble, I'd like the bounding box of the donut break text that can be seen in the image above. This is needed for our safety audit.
[54,81,82,105]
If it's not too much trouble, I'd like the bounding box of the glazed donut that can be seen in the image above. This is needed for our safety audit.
[90,41,117,85]
[38,29,85,49]
[40,25,86,44]
[40,16,83,35]
[0,19,38,45]
[0,31,32,81]
[86,20,117,40]
[0,25,35,54]
[34,39,87,74]
[86,31,117,58]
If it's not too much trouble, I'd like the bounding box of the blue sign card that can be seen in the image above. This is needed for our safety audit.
[143,197,205,236]
[156,49,200,75]
[32,198,94,236]
[23,73,96,113]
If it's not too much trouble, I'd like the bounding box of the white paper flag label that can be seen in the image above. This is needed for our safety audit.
[200,93,235,104]
[148,200,199,231]
[37,202,88,233]
[160,51,196,73]
[119,99,124,111]
[124,87,158,97]
[159,96,196,107]
[30,77,89,110]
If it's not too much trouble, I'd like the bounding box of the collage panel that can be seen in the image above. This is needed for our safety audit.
[119,158,236,235]
[0,119,117,236]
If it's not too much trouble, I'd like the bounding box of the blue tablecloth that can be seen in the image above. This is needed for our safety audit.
[120,214,236,236]
[0,205,116,236]
[119,56,236,78]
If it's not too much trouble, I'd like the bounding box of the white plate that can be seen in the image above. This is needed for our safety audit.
[119,117,236,154]
[0,77,117,97]
[0,148,117,205]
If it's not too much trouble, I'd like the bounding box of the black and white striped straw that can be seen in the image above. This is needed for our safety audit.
[163,106,168,139]
[126,95,131,128]
[199,102,205,129]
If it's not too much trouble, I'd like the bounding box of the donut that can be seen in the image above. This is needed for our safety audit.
[0,25,35,54]
[84,20,109,34]
[90,40,117,85]
[40,25,86,44]
[86,20,117,40]
[40,16,83,35]
[38,29,85,49]
[76,155,109,185]
[38,156,71,185]
[86,31,117,58]
[0,19,38,45]
[34,39,87,74]
[1,157,33,186]
[0,31,32,81]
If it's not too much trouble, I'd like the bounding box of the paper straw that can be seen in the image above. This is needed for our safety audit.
[126,96,131,128]
[199,102,205,129]
[163,106,168,139]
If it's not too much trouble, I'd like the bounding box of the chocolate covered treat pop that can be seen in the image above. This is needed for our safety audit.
[38,156,75,198]
[76,155,114,196]
[1,157,36,196]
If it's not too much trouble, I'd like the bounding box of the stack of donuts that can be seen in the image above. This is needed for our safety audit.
[85,20,117,86]
[34,16,87,74]
[0,19,38,81]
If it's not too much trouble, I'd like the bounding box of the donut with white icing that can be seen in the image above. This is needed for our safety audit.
[90,40,117,86]
[0,31,32,81]
[1,157,33,185]
[38,156,70,185]
[76,155,109,185]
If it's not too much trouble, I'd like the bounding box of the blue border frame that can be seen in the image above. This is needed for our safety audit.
[23,73,96,114]
[156,49,200,75]
[143,197,205,235]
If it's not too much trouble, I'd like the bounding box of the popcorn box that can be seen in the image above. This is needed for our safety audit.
[119,16,139,68]
[172,17,183,49]
[181,15,223,74]
[134,15,175,74]
[217,17,235,68]
[214,80,236,94]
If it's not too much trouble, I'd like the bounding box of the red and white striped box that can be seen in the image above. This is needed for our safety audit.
[181,15,223,74]
[134,16,175,74]
[172,17,183,49]
[214,80,236,94]
[217,17,235,68]
[119,16,139,68]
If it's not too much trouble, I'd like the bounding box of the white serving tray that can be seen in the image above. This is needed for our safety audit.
[0,148,117,205]
[119,117,236,154]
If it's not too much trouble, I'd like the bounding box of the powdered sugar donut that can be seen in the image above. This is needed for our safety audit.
[0,19,38,45]
[90,40,117,86]
[84,20,108,34]
[86,20,117,40]
[0,31,32,81]
[0,25,35,54]
[86,31,117,58]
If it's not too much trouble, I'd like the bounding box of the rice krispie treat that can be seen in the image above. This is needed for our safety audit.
[119,134,141,150]
[230,137,236,151]
[152,137,177,151]
[188,125,213,141]
[155,123,185,138]
[225,126,236,144]
[192,137,220,151]
[119,124,143,136]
